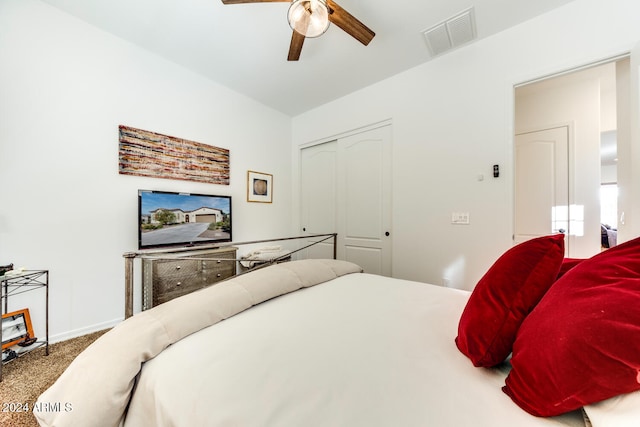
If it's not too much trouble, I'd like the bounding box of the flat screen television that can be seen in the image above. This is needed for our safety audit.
[138,190,232,250]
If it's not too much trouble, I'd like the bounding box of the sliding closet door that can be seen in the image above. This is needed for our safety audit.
[337,125,392,276]
[300,140,337,259]
[299,124,393,276]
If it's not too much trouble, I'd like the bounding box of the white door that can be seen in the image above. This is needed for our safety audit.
[514,126,570,252]
[300,140,337,259]
[299,125,393,275]
[337,125,392,276]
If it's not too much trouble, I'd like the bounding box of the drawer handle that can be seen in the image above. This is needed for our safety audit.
[216,260,222,264]
[217,273,221,278]
[176,281,182,286]
[175,266,181,270]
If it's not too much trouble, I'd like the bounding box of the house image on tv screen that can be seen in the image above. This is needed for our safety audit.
[148,207,224,225]
[138,190,232,249]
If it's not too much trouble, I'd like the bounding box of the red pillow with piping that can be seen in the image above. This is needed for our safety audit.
[503,236,640,416]
[455,234,565,367]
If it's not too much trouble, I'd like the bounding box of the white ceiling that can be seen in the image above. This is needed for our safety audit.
[41,0,577,116]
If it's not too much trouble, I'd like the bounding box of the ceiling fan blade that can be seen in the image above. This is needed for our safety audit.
[288,30,305,61]
[326,0,375,46]
[221,0,289,4]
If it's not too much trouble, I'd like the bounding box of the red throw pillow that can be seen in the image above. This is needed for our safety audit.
[503,236,640,417]
[556,257,584,280]
[455,234,565,367]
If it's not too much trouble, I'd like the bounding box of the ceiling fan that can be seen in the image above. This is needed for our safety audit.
[220,0,375,61]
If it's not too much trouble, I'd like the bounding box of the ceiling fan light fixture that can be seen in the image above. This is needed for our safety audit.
[288,0,330,38]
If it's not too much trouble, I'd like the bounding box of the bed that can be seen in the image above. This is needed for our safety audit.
[34,235,640,427]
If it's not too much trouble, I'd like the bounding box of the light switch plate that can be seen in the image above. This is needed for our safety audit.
[451,212,470,224]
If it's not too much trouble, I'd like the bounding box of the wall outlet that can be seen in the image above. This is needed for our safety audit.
[451,212,470,224]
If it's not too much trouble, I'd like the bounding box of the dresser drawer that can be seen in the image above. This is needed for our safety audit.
[153,279,204,306]
[142,247,237,309]
[153,263,235,303]
[201,263,235,282]
[154,259,200,279]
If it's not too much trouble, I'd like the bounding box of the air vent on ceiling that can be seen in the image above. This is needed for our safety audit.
[422,7,477,57]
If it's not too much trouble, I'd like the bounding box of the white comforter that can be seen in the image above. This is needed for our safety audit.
[36,259,585,427]
[126,271,584,426]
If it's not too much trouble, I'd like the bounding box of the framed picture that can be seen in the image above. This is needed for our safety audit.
[247,170,273,203]
[2,308,34,350]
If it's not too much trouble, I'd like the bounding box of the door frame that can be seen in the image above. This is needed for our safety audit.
[298,119,393,151]
[511,53,630,255]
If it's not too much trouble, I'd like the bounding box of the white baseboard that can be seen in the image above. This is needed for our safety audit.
[48,318,122,344]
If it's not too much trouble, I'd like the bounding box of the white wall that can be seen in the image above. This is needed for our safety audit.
[0,0,293,341]
[4,0,640,340]
[292,0,640,290]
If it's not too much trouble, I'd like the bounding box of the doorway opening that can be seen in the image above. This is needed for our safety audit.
[514,56,628,257]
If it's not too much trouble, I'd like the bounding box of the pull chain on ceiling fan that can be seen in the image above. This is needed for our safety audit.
[220,0,375,61]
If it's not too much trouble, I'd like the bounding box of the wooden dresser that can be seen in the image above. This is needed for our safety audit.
[141,247,237,310]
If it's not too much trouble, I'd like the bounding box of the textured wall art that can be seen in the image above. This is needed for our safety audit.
[118,125,230,185]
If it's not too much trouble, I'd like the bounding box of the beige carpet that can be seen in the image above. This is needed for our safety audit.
[0,329,109,427]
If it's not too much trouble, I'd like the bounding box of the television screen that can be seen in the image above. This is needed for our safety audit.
[138,190,232,250]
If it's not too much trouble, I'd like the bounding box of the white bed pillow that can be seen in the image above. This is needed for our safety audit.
[584,391,640,427]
